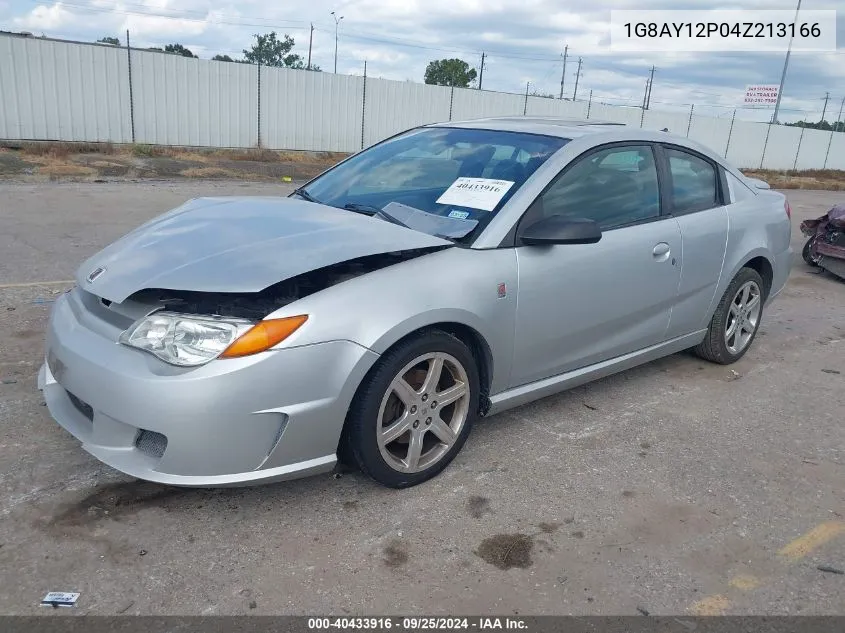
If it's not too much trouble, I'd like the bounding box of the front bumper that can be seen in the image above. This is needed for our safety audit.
[39,289,379,486]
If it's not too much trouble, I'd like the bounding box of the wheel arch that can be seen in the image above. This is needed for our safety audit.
[701,250,774,328]
[369,315,495,414]
[335,317,496,463]
[741,255,774,299]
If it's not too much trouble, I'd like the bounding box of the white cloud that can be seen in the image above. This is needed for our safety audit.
[13,2,74,30]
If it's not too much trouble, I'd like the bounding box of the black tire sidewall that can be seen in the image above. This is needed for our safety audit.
[802,237,820,267]
[711,268,765,363]
[346,331,480,488]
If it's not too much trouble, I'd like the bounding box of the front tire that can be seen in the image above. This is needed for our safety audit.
[694,268,765,365]
[343,330,480,488]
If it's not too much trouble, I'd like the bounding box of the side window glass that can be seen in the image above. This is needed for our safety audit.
[666,148,719,213]
[535,145,661,230]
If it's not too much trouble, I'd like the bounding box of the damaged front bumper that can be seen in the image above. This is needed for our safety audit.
[38,289,379,486]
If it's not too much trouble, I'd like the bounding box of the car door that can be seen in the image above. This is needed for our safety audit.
[658,145,730,339]
[509,143,682,388]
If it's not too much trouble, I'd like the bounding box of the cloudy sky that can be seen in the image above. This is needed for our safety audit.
[2,0,843,122]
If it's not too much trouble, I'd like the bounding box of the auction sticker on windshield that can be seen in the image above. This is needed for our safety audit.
[436,178,515,211]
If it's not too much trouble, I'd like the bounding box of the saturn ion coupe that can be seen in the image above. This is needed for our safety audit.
[39,117,793,488]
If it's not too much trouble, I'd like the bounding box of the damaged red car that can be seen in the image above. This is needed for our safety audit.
[801,204,845,280]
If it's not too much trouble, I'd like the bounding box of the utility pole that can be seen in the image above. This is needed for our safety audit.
[645,65,655,109]
[126,29,135,143]
[823,95,845,168]
[524,81,530,115]
[307,23,314,70]
[478,52,485,90]
[331,11,343,74]
[642,78,650,110]
[772,0,802,123]
[573,57,582,101]
[820,91,830,124]
[559,45,568,100]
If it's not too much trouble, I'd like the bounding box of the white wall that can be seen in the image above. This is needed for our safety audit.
[261,67,362,152]
[451,88,524,120]
[2,34,844,171]
[761,125,803,170]
[133,51,257,147]
[0,36,131,142]
[825,132,845,171]
[726,120,769,168]
[794,127,831,171]
[363,78,451,149]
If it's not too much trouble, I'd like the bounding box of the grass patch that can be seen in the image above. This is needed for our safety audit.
[741,168,845,191]
[179,167,242,178]
[214,148,284,162]
[16,141,116,158]
[131,144,165,157]
[38,164,96,177]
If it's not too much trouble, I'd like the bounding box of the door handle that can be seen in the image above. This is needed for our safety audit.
[652,242,671,261]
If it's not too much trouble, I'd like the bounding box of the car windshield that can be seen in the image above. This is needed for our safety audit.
[295,126,569,241]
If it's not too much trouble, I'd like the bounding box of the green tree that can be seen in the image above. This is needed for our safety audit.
[784,119,845,131]
[242,32,304,68]
[212,54,236,62]
[424,58,477,88]
[164,43,197,58]
[97,36,120,45]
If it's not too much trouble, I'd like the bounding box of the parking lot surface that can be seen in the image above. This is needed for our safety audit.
[1,182,843,615]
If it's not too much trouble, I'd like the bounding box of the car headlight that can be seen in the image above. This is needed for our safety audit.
[118,312,308,367]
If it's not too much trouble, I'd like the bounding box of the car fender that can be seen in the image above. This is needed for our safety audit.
[263,246,519,396]
[702,246,775,328]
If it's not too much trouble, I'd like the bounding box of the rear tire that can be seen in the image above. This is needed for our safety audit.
[694,268,765,365]
[343,330,479,488]
[802,236,821,267]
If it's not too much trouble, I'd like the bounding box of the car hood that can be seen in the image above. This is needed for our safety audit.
[76,196,452,303]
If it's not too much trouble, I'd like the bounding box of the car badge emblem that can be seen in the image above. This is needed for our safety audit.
[86,266,106,283]
[497,283,507,298]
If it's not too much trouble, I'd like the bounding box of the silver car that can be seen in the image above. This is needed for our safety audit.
[39,117,793,488]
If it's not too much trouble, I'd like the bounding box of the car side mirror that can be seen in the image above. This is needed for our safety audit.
[519,215,602,246]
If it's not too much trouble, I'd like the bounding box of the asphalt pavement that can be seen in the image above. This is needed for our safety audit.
[0,182,843,615]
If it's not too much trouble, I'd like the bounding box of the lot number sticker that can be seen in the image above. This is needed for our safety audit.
[436,178,515,211]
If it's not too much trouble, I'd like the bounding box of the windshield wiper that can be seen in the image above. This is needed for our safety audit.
[345,203,415,230]
[292,187,320,204]
[343,202,382,216]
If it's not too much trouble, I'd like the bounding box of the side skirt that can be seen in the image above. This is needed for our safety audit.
[486,330,707,416]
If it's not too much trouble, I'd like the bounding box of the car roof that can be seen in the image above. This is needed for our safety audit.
[432,116,627,139]
[427,115,732,168]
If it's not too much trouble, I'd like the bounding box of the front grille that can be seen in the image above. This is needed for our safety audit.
[67,391,94,421]
[135,430,168,459]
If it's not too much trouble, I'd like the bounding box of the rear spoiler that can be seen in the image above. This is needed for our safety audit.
[745,177,771,190]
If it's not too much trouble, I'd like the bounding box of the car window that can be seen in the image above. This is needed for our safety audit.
[532,145,661,230]
[666,148,719,213]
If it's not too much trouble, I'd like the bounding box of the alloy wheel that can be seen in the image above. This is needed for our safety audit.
[376,352,470,473]
[725,280,761,355]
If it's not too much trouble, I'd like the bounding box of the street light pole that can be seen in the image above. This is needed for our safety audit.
[771,0,802,124]
[331,11,344,74]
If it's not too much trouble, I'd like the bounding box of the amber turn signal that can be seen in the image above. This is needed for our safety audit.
[220,315,308,358]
